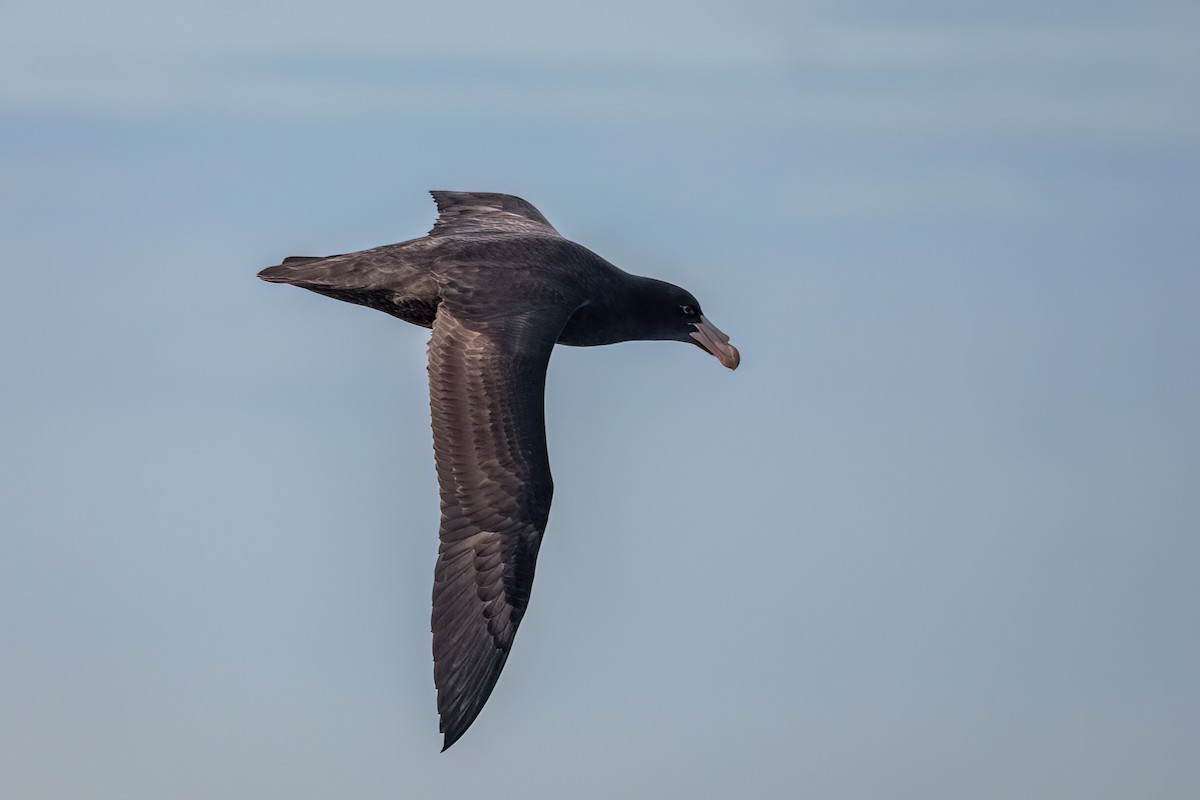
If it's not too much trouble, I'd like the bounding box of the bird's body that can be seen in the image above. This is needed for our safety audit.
[259,192,738,749]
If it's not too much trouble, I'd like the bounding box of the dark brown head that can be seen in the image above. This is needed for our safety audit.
[627,278,740,370]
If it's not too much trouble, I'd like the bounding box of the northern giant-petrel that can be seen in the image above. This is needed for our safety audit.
[259,191,739,749]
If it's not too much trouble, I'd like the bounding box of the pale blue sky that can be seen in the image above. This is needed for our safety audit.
[2,2,1198,798]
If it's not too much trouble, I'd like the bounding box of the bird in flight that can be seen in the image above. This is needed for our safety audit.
[259,191,739,749]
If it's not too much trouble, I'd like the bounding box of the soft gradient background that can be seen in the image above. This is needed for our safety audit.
[2,2,1198,798]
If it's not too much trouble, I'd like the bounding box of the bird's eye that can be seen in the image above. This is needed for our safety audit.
[680,304,697,317]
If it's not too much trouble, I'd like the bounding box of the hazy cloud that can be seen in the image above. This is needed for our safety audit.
[2,1,1196,141]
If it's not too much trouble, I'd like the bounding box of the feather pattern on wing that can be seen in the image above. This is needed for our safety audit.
[427,301,572,750]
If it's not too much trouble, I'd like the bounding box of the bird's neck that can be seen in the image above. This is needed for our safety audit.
[556,274,661,347]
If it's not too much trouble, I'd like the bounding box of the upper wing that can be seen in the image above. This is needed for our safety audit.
[428,191,561,238]
[427,299,573,750]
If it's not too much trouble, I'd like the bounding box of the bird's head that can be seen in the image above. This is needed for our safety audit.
[630,278,740,370]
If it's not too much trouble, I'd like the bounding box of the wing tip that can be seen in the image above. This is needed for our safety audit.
[439,711,474,751]
[433,649,514,752]
[426,190,557,238]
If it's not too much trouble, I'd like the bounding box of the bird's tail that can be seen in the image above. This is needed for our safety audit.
[257,256,329,285]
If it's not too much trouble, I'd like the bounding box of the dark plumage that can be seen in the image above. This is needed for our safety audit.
[258,191,739,750]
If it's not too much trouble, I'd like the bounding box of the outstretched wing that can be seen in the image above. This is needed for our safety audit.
[428,191,561,238]
[427,299,573,750]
